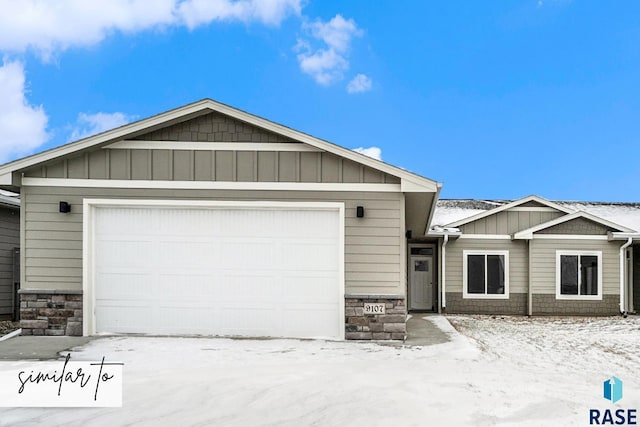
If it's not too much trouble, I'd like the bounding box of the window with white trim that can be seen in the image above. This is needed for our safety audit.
[556,251,602,300]
[463,251,509,299]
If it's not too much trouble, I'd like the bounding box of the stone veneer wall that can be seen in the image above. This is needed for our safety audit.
[345,295,406,340]
[19,290,82,336]
[531,294,619,315]
[445,293,527,315]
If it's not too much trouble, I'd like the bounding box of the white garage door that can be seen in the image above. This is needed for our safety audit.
[90,202,343,339]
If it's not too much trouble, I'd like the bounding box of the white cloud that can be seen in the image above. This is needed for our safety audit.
[178,0,301,29]
[296,14,362,85]
[69,112,134,141]
[0,60,49,164]
[298,48,348,85]
[352,146,382,161]
[346,73,372,94]
[308,14,361,52]
[0,0,302,58]
[0,0,301,158]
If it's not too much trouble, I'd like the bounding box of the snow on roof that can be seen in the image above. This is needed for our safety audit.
[430,200,505,228]
[557,201,640,233]
[0,189,18,197]
[431,199,640,232]
[0,189,19,208]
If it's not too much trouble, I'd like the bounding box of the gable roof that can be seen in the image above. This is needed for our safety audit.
[513,211,635,239]
[445,195,574,227]
[432,198,640,233]
[0,99,438,192]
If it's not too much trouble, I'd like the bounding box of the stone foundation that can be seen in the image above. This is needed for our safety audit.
[345,295,406,340]
[19,290,82,336]
[445,292,527,315]
[532,294,620,315]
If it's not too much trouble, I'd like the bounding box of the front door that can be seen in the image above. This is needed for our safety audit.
[410,255,433,311]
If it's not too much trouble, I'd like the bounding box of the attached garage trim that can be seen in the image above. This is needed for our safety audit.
[24,178,400,193]
[82,198,345,338]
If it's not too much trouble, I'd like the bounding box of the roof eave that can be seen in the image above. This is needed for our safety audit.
[608,231,640,241]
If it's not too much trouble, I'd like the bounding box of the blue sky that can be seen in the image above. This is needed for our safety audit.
[1,0,639,201]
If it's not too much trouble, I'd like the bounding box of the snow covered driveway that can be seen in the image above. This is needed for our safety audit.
[2,315,639,426]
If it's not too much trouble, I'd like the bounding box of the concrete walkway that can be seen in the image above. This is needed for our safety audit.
[404,314,450,346]
[0,315,452,359]
[0,336,95,360]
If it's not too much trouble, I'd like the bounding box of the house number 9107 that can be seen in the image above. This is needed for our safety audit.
[363,303,386,315]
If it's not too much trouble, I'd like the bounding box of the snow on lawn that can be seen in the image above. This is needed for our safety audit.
[2,316,640,426]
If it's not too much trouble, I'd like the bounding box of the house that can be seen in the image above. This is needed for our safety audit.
[0,191,19,320]
[422,196,640,316]
[0,99,440,339]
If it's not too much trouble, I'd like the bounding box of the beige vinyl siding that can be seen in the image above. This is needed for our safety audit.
[0,207,19,315]
[22,186,403,295]
[445,239,528,293]
[530,239,621,295]
[25,150,400,185]
[460,210,564,234]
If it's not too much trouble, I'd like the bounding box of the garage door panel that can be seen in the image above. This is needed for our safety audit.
[281,276,339,303]
[215,241,276,270]
[95,273,152,299]
[92,204,342,339]
[220,275,280,300]
[156,241,218,267]
[281,308,340,338]
[218,307,279,335]
[283,243,339,271]
[96,240,154,268]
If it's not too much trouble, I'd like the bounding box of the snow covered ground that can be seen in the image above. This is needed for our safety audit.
[1,315,639,426]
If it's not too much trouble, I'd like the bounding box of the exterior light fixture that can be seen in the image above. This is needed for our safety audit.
[59,201,71,213]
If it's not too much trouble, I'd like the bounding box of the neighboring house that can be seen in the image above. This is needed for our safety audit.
[0,99,440,339]
[423,196,640,316]
[0,191,20,320]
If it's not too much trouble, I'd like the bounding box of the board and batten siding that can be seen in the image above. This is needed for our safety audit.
[22,109,400,185]
[0,207,19,316]
[459,210,564,234]
[22,186,403,295]
[444,239,528,294]
[529,238,622,295]
[24,149,400,185]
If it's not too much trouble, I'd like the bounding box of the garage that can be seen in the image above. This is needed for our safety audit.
[5,99,439,339]
[86,200,344,339]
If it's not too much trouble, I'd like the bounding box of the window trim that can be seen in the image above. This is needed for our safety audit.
[462,250,510,299]
[555,250,603,301]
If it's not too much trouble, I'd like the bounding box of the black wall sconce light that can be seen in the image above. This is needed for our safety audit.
[356,206,365,218]
[405,230,412,239]
[59,201,71,213]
